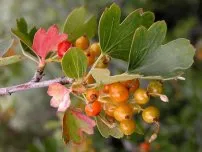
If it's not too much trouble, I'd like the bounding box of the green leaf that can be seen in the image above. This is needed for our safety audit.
[62,48,87,79]
[128,21,195,78]
[63,7,97,42]
[63,108,96,144]
[44,138,57,152]
[135,122,144,135]
[11,18,37,56]
[0,38,14,57]
[95,116,124,138]
[0,55,22,66]
[99,3,154,61]
[91,68,141,85]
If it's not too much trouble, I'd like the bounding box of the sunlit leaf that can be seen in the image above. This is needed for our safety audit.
[62,48,87,79]
[95,115,124,138]
[11,18,37,56]
[99,3,154,61]
[127,22,195,78]
[63,7,97,42]
[0,55,22,67]
[0,38,15,57]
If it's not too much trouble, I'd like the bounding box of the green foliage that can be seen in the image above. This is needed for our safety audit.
[127,22,195,78]
[63,7,97,42]
[61,48,87,79]
[63,108,95,144]
[99,3,154,61]
[0,55,22,66]
[0,38,14,57]
[95,116,124,138]
[11,18,37,56]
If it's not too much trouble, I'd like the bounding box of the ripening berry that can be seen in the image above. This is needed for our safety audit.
[95,60,108,68]
[89,43,101,56]
[75,35,89,50]
[86,88,99,103]
[142,106,160,124]
[85,74,95,84]
[84,51,95,66]
[85,101,102,116]
[103,84,111,94]
[57,40,72,58]
[104,103,117,117]
[147,80,163,96]
[134,88,149,105]
[120,120,136,135]
[139,142,151,152]
[95,55,110,68]
[109,82,129,103]
[113,104,133,122]
[122,79,140,93]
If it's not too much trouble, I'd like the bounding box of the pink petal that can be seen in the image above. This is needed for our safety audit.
[57,93,71,112]
[47,83,72,111]
[47,83,68,100]
[50,98,61,108]
[32,25,68,61]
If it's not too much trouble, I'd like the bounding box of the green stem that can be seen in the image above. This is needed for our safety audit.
[71,92,86,103]
[84,54,104,81]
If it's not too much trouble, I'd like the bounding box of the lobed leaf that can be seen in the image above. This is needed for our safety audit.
[127,21,195,78]
[95,116,124,138]
[11,18,37,56]
[99,3,154,61]
[0,55,22,67]
[63,7,97,42]
[62,47,87,79]
[0,38,15,57]
[63,108,96,144]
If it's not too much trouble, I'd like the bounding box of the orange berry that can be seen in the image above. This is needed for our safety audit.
[139,142,151,152]
[86,88,99,103]
[85,101,102,116]
[85,51,95,66]
[104,103,117,117]
[89,43,101,56]
[103,84,111,94]
[120,120,136,135]
[95,56,110,69]
[134,88,149,105]
[85,74,95,84]
[109,82,129,103]
[113,104,133,122]
[75,35,89,50]
[121,79,140,93]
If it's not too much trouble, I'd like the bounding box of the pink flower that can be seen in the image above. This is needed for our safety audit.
[47,83,71,112]
[32,25,67,64]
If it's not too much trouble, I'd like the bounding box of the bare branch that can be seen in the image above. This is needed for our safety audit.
[0,77,73,96]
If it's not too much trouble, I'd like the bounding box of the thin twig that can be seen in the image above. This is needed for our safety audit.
[0,77,73,96]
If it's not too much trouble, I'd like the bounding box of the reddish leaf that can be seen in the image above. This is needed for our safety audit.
[63,108,96,144]
[47,83,71,112]
[32,25,67,62]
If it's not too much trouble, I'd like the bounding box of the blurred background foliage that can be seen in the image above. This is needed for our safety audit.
[0,0,202,152]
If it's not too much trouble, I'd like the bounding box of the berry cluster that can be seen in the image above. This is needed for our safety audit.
[73,35,165,139]
[84,80,163,136]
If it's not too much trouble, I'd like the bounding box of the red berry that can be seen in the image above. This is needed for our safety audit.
[139,142,151,152]
[57,40,72,58]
